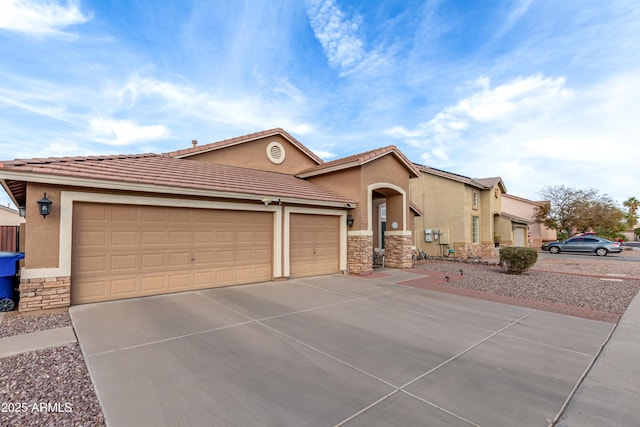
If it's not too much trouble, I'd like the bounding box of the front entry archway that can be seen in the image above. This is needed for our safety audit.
[347,183,413,274]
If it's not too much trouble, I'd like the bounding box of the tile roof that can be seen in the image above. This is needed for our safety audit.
[0,153,354,204]
[414,164,506,192]
[166,128,324,165]
[297,145,420,178]
[500,211,535,225]
[502,193,547,206]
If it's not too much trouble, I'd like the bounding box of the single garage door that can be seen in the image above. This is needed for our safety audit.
[289,213,340,278]
[72,203,273,304]
[514,226,527,247]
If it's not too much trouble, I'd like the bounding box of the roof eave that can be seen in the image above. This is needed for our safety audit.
[298,149,420,179]
[0,170,355,209]
[168,129,324,165]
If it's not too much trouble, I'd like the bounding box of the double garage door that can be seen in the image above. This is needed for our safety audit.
[71,203,340,304]
[72,203,273,304]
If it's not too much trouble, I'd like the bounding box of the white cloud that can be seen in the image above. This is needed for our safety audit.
[312,150,335,160]
[305,0,391,77]
[0,0,92,37]
[492,0,534,41]
[115,74,314,136]
[388,71,640,203]
[88,118,169,146]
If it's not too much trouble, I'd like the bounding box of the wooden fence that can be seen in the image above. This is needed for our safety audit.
[0,226,19,252]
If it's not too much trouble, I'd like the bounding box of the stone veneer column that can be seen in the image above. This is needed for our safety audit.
[19,277,71,312]
[347,234,373,275]
[384,233,413,269]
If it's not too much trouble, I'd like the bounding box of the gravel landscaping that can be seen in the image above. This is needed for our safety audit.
[0,344,105,427]
[0,309,72,339]
[412,256,640,322]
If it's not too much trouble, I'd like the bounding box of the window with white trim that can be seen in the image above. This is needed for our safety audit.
[472,192,479,209]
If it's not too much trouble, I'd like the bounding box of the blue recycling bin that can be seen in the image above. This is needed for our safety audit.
[0,252,25,312]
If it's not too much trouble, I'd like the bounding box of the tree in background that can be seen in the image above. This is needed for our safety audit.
[534,185,627,241]
[623,196,639,229]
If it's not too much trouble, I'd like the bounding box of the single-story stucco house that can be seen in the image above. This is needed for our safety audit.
[0,128,420,312]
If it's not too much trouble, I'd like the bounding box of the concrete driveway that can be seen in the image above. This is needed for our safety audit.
[70,270,613,427]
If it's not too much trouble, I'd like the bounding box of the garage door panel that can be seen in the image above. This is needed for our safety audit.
[169,231,190,244]
[111,206,139,222]
[169,209,190,223]
[111,254,138,272]
[72,203,273,304]
[141,253,165,269]
[75,231,107,249]
[169,274,190,290]
[75,256,107,275]
[193,271,213,288]
[216,231,234,243]
[254,248,271,261]
[215,270,235,284]
[71,279,108,304]
[194,231,214,244]
[141,276,166,292]
[110,278,138,296]
[111,231,136,247]
[168,252,191,268]
[192,251,214,265]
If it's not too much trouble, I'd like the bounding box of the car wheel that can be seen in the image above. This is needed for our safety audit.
[596,248,608,257]
[549,246,560,254]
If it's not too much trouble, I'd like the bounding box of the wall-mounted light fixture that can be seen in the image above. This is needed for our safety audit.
[261,197,272,206]
[37,193,53,218]
[18,206,26,218]
[346,214,354,227]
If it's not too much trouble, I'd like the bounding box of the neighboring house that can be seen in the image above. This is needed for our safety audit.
[0,128,419,312]
[410,164,526,259]
[0,204,25,226]
[501,194,557,247]
[0,204,25,251]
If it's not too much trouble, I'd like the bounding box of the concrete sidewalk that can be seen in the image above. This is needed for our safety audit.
[0,326,77,358]
[556,289,640,426]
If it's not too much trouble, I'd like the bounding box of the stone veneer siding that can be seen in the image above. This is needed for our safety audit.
[348,235,373,275]
[19,277,71,312]
[384,234,413,269]
[453,242,495,259]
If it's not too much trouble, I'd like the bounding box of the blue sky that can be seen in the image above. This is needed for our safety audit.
[1,0,638,207]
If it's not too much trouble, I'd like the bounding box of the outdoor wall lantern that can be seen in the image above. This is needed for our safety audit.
[346,214,354,227]
[37,193,53,218]
[18,206,26,218]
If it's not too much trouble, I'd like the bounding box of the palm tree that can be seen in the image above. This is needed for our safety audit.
[623,196,639,228]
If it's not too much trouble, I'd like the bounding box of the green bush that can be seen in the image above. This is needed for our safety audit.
[498,247,538,274]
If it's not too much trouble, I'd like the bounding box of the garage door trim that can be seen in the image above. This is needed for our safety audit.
[21,191,282,280]
[283,206,347,277]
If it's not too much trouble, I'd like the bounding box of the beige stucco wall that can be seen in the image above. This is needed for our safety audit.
[411,173,472,256]
[0,206,25,226]
[494,215,513,245]
[24,183,61,269]
[411,172,504,257]
[307,154,412,234]
[183,134,319,175]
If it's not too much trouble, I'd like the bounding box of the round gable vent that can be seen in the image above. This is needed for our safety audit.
[267,141,286,164]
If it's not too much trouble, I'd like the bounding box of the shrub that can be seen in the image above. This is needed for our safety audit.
[498,247,538,274]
